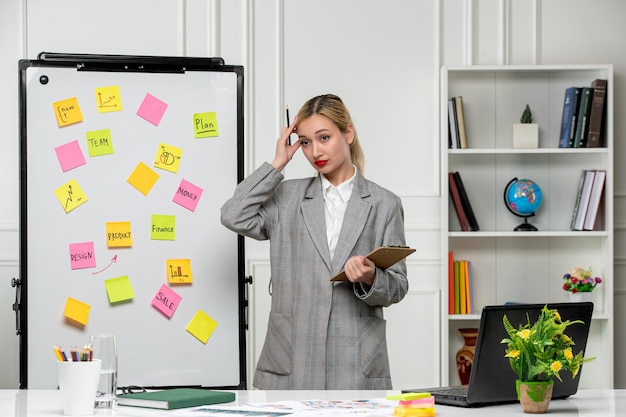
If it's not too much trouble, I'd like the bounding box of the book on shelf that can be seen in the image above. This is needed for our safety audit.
[448,252,455,314]
[571,169,595,231]
[117,388,236,410]
[452,171,479,231]
[574,87,593,148]
[454,96,468,149]
[559,87,582,148]
[453,260,460,313]
[583,169,606,231]
[586,79,608,148]
[449,172,469,231]
[570,170,587,231]
[450,258,473,314]
[448,99,459,149]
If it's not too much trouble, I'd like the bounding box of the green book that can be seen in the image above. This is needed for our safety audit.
[117,388,235,410]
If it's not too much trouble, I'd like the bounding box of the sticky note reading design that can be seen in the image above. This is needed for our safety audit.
[106,221,132,248]
[166,259,192,284]
[55,140,86,172]
[86,128,114,157]
[127,162,160,196]
[136,93,168,126]
[173,179,203,212]
[52,97,84,127]
[64,297,91,326]
[193,112,219,138]
[69,242,96,270]
[153,142,182,173]
[104,275,134,304]
[54,179,88,213]
[95,86,122,113]
[186,310,218,344]
[151,214,176,240]
[151,284,182,318]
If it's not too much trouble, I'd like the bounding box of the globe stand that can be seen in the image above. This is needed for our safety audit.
[504,177,542,232]
[514,215,538,232]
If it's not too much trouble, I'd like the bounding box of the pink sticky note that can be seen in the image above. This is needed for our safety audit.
[55,140,86,172]
[69,242,96,270]
[173,179,203,212]
[136,93,168,126]
[151,284,182,318]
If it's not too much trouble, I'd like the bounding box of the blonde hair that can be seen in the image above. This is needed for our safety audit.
[295,94,365,173]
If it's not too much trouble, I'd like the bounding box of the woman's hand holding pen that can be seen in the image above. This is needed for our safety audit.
[271,118,300,172]
[343,255,375,287]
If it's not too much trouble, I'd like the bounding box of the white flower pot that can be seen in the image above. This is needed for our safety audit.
[513,123,539,148]
[569,292,592,303]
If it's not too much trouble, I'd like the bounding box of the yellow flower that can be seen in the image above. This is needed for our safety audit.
[554,311,561,322]
[518,329,531,340]
[564,348,573,361]
[550,361,563,373]
[506,350,521,358]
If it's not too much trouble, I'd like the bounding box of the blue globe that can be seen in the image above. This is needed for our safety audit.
[504,178,543,231]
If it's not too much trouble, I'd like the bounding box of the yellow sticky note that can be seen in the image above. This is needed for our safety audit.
[166,259,192,284]
[193,112,219,138]
[54,179,88,213]
[86,129,114,157]
[153,143,182,173]
[53,97,84,127]
[64,297,91,326]
[104,275,134,304]
[127,162,160,196]
[151,214,176,240]
[393,406,436,417]
[95,86,122,112]
[186,310,218,344]
[106,221,133,248]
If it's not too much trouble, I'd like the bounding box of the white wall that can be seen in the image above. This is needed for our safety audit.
[1,0,625,389]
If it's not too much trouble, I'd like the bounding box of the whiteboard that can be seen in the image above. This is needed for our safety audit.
[18,55,246,389]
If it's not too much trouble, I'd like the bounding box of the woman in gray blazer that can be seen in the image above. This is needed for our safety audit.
[221,94,408,390]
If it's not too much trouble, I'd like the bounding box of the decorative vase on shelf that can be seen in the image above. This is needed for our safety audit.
[569,292,592,303]
[516,380,553,414]
[456,328,478,385]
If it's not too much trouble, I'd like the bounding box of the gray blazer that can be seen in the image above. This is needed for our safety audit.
[221,162,409,389]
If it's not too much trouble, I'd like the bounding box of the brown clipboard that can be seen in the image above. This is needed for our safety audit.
[330,246,416,282]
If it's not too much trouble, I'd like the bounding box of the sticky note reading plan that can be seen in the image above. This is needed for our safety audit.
[173,179,203,212]
[193,112,219,138]
[186,310,218,344]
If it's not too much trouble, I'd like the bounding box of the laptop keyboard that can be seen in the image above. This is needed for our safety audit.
[433,387,468,396]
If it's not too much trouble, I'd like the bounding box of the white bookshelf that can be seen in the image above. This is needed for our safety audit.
[440,65,614,388]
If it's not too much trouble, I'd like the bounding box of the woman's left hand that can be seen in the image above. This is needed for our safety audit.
[344,255,375,286]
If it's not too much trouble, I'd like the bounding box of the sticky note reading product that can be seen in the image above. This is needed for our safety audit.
[186,310,218,344]
[95,86,122,113]
[151,284,182,318]
[64,297,91,326]
[86,128,114,157]
[69,242,96,270]
[151,214,176,240]
[55,140,86,172]
[106,221,133,248]
[173,179,203,212]
[104,275,134,304]
[136,93,168,126]
[193,112,219,138]
[52,97,84,127]
[54,179,88,213]
[127,162,160,196]
[153,142,182,173]
[166,259,192,284]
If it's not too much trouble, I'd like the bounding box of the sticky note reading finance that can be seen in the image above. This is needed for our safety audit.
[69,241,96,270]
[104,275,134,304]
[166,258,192,284]
[153,142,182,173]
[64,297,91,326]
[186,310,218,344]
[193,112,219,138]
[151,284,182,318]
[151,214,176,240]
[53,97,83,127]
[86,128,114,157]
[106,221,132,248]
[136,93,168,126]
[173,179,203,212]
[95,86,122,113]
[55,140,86,172]
[127,162,160,196]
[54,179,88,213]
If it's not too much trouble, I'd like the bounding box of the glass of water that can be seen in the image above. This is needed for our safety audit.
[89,334,117,409]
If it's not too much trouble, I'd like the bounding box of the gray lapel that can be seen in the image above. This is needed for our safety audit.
[301,176,332,270]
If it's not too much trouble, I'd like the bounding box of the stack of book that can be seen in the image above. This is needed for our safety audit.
[448,171,479,231]
[448,252,473,315]
[571,169,606,231]
[558,79,607,148]
[448,96,468,149]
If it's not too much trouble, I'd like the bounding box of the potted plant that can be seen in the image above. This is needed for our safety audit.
[501,305,595,413]
[513,104,539,148]
[563,266,602,302]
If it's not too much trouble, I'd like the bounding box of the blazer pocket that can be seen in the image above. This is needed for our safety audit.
[359,316,391,378]
[255,312,293,376]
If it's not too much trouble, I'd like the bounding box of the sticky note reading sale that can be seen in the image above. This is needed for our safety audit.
[104,275,134,304]
[69,242,96,270]
[106,221,132,248]
[151,284,182,318]
[64,297,91,326]
[186,310,218,344]
[173,179,203,212]
[52,97,84,127]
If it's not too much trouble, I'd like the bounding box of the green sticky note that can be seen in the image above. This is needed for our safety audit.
[193,112,219,138]
[104,275,134,304]
[86,128,114,157]
[151,214,176,240]
[386,392,431,401]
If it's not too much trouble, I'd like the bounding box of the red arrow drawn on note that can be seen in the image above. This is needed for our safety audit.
[92,255,118,275]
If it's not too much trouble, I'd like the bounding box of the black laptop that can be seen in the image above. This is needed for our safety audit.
[403,302,594,407]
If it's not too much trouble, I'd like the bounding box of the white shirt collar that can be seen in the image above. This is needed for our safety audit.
[320,165,357,202]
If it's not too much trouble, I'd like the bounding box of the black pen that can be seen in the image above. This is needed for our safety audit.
[285,105,291,146]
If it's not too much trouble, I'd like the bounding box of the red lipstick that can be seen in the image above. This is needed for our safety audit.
[315,160,328,167]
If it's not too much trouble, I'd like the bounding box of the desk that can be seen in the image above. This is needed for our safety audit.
[0,389,624,416]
